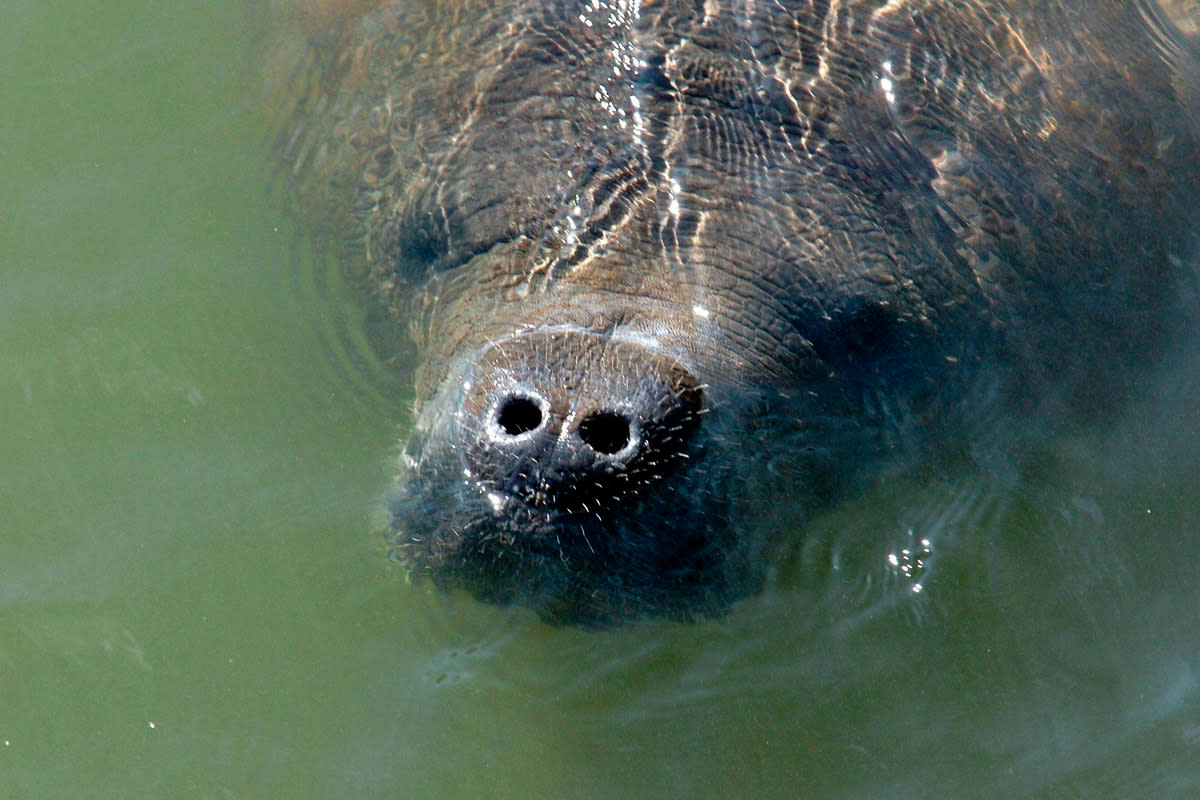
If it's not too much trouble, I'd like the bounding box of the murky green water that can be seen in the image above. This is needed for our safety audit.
[3,1,1200,797]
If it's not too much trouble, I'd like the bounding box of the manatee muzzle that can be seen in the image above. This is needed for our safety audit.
[389,328,768,624]
[460,329,704,514]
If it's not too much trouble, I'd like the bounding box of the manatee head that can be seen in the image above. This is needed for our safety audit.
[279,0,1200,626]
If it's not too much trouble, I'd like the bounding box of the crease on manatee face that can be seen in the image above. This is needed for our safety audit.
[276,0,1200,626]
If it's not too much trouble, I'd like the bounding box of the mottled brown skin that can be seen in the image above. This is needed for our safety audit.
[280,0,1200,626]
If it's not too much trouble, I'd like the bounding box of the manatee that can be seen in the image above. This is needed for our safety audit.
[278,0,1200,626]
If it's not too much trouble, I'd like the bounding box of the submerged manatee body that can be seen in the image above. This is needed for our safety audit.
[281,0,1200,625]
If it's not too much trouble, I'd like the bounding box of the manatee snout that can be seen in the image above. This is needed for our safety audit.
[462,331,703,512]
[388,328,748,626]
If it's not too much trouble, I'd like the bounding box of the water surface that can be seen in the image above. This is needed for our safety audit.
[2,1,1199,798]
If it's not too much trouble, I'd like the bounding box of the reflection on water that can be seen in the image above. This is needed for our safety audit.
[2,0,1199,797]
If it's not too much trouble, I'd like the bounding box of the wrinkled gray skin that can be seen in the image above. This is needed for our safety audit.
[282,0,1200,626]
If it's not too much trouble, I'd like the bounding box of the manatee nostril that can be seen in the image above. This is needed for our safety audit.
[495,395,544,436]
[578,411,633,455]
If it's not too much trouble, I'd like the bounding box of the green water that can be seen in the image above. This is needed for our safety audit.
[2,1,403,794]
[4,1,1200,798]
